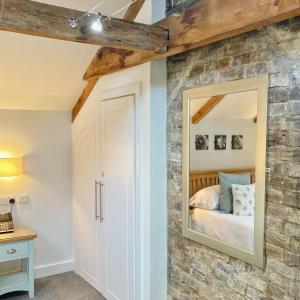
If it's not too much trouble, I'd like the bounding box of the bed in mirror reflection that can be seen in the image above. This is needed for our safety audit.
[182,77,268,268]
[189,169,255,252]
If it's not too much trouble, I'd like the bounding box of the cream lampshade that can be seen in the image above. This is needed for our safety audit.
[0,157,23,177]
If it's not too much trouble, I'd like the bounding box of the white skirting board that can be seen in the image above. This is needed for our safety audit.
[34,260,74,279]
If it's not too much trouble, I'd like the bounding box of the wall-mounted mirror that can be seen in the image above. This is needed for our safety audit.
[182,76,268,268]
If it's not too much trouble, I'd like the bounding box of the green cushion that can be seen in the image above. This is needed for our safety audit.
[219,172,251,213]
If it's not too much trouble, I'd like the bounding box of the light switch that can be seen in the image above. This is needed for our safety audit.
[18,194,29,203]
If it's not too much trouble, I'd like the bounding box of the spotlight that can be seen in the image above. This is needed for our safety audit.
[91,13,103,32]
[68,17,79,29]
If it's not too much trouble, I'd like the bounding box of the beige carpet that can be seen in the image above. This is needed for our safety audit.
[0,272,106,300]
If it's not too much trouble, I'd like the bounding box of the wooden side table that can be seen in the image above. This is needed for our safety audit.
[0,227,37,298]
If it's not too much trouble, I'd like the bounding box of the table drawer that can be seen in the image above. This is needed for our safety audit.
[0,242,28,260]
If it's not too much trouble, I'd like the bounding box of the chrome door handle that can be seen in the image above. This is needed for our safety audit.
[7,248,16,255]
[99,182,104,222]
[95,180,100,221]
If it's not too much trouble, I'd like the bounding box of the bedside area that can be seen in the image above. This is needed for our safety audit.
[0,227,37,298]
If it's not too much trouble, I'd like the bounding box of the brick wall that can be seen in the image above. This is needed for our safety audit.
[167,18,300,300]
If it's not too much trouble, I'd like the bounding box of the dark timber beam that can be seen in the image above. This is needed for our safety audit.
[72,0,146,122]
[83,0,300,81]
[0,0,168,53]
[72,0,300,121]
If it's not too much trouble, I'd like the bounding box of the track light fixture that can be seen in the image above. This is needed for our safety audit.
[68,17,79,29]
[91,13,103,32]
[68,0,138,32]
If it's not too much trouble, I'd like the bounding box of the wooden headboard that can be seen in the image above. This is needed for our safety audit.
[189,168,255,197]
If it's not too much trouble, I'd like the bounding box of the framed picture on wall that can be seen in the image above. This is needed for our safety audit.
[195,135,209,150]
[214,135,226,150]
[232,135,243,150]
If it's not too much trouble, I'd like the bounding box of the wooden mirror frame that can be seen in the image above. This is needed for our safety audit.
[182,76,268,268]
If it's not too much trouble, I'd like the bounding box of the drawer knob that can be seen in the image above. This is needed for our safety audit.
[7,248,16,255]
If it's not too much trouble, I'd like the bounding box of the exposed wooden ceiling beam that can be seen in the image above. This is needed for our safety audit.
[192,95,225,124]
[72,0,146,122]
[72,0,300,121]
[0,0,168,53]
[123,0,146,21]
[83,0,300,80]
[72,78,99,122]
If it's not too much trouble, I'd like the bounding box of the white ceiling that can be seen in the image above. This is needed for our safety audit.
[37,0,129,12]
[190,90,258,120]
[0,0,130,111]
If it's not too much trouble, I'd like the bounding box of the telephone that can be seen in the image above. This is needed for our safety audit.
[0,212,14,234]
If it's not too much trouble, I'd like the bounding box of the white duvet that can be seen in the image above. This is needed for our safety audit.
[191,208,254,251]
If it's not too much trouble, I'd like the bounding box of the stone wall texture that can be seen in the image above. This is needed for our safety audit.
[166,0,197,14]
[167,15,300,300]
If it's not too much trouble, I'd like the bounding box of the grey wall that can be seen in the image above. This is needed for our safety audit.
[150,59,168,300]
[0,110,73,277]
[167,16,300,300]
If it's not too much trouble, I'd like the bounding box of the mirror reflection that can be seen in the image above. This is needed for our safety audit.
[188,90,257,252]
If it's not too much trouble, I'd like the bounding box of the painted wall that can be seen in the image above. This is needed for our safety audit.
[74,64,167,300]
[149,59,167,300]
[190,119,257,171]
[167,13,300,300]
[73,1,167,299]
[0,110,73,278]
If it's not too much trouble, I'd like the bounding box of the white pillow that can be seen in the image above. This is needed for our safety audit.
[189,185,220,210]
[232,184,255,216]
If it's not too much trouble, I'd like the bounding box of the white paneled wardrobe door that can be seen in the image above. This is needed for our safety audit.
[99,95,136,300]
[75,116,100,290]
